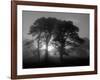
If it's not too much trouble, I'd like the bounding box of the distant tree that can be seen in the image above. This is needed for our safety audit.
[67,38,89,58]
[23,39,35,61]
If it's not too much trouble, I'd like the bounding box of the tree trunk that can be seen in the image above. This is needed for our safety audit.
[44,34,51,63]
[59,44,64,62]
[45,41,49,63]
[37,34,40,62]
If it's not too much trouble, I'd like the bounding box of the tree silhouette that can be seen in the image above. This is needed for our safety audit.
[53,20,83,62]
[29,17,58,62]
[29,17,84,63]
[42,17,58,62]
[28,17,47,62]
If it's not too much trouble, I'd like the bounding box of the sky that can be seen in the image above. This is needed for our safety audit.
[22,11,89,40]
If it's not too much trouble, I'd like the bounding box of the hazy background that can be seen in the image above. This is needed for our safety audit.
[22,10,90,68]
[22,11,89,40]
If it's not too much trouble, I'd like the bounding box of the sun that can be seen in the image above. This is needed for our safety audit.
[40,45,54,51]
[48,45,54,51]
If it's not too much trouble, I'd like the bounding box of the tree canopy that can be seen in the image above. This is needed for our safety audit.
[29,17,84,62]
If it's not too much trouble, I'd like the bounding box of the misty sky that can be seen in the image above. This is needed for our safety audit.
[22,11,89,40]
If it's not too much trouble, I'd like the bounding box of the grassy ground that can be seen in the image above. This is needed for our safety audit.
[23,55,89,69]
